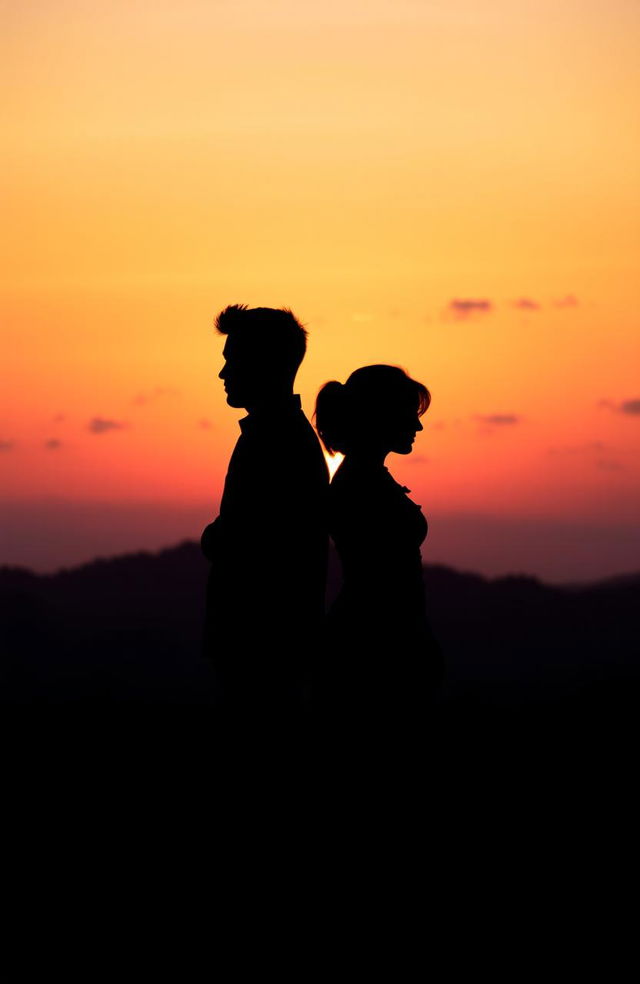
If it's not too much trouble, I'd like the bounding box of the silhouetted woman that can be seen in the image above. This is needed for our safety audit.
[315,365,442,724]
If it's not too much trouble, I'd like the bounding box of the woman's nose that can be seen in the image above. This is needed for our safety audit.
[416,419,423,432]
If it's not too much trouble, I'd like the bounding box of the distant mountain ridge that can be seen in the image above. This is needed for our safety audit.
[1,540,639,710]
[3,538,637,591]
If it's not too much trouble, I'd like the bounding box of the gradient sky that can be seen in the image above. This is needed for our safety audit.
[2,0,639,580]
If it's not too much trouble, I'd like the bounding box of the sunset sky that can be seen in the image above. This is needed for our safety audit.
[2,0,639,581]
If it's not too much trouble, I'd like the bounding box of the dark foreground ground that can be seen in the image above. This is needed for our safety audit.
[2,543,637,959]
[2,542,639,891]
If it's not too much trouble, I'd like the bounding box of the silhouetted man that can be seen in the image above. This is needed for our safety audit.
[201,305,329,716]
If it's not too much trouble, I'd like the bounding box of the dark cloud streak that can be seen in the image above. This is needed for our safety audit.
[620,399,640,416]
[599,399,640,416]
[88,417,127,435]
[448,298,493,318]
[475,414,521,426]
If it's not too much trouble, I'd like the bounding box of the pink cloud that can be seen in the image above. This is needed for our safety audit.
[448,298,493,318]
[88,417,127,435]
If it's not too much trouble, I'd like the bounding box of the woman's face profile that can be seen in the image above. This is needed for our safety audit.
[387,407,423,455]
[373,399,423,456]
[327,368,429,460]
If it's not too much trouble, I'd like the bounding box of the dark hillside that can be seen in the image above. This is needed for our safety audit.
[2,541,638,720]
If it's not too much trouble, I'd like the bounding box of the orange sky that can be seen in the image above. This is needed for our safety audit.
[2,0,639,578]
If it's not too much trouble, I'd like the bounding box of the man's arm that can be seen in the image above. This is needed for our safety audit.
[201,516,223,562]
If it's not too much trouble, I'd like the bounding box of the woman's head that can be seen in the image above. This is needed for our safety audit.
[315,365,431,457]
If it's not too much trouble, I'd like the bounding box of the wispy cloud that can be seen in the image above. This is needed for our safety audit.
[448,298,493,318]
[44,439,62,450]
[599,398,640,416]
[548,441,610,456]
[620,399,640,415]
[88,417,127,434]
[547,442,624,472]
[596,458,624,472]
[554,295,579,308]
[475,414,521,426]
[52,413,66,423]
[513,298,540,311]
[0,440,15,452]
[198,419,213,430]
[132,387,177,407]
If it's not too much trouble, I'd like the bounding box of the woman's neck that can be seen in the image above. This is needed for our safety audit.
[343,448,388,469]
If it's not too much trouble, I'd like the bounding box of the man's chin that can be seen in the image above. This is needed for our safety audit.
[225,393,246,408]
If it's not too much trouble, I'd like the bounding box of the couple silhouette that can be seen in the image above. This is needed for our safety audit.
[201,304,442,725]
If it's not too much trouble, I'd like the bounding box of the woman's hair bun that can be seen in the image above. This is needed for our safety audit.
[315,380,349,455]
[315,364,431,457]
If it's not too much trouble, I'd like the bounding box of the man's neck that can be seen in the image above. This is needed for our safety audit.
[245,389,298,415]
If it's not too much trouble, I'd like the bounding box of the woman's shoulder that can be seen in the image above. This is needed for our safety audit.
[335,462,412,491]
[330,461,387,497]
[329,465,419,522]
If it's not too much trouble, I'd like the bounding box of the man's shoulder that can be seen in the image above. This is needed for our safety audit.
[255,406,324,452]
[289,409,324,444]
[283,413,329,481]
[231,410,328,482]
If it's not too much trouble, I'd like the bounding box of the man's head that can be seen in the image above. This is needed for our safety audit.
[216,304,308,409]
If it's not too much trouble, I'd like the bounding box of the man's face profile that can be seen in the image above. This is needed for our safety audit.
[219,336,263,409]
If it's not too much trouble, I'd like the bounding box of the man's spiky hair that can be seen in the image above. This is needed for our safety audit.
[215,304,308,374]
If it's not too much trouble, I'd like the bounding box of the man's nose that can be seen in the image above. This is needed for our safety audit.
[218,364,226,380]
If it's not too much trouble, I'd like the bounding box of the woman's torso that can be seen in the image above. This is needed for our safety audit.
[328,461,428,633]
